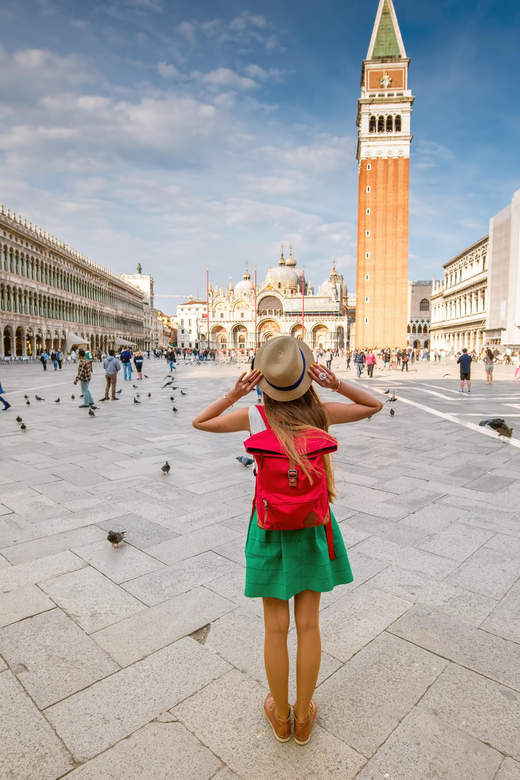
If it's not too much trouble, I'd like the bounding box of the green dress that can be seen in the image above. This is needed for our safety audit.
[244,508,354,600]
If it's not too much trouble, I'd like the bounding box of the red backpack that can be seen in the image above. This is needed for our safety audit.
[244,406,338,559]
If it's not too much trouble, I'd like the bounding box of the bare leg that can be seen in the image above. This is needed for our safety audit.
[262,597,290,720]
[293,590,322,722]
[467,379,472,391]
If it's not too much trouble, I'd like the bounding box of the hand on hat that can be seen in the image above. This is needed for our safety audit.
[308,363,338,390]
[229,369,262,402]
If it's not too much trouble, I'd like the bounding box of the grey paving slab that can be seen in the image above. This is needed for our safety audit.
[390,605,520,691]
[463,473,516,493]
[210,769,241,780]
[92,586,236,666]
[445,546,520,599]
[485,532,520,559]
[97,514,179,549]
[1,525,107,565]
[318,632,448,758]
[355,705,502,780]
[0,584,55,628]
[162,501,248,534]
[480,578,520,643]
[369,565,498,625]
[0,608,119,708]
[418,521,494,561]
[173,669,366,780]
[0,549,86,594]
[0,514,42,547]
[122,551,243,606]
[40,566,145,634]
[63,721,223,779]
[0,493,73,521]
[0,669,74,780]
[352,535,459,578]
[319,585,413,663]
[496,758,520,780]
[344,512,432,547]
[33,480,93,503]
[72,539,165,584]
[45,637,232,762]
[205,568,264,617]
[396,503,470,534]
[146,523,243,565]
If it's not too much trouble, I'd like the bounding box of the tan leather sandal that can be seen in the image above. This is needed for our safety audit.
[264,693,291,743]
[293,699,317,745]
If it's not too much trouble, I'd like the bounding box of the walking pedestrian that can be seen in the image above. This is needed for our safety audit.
[457,347,472,393]
[365,349,376,378]
[354,349,365,378]
[74,349,94,407]
[401,350,409,372]
[345,349,351,370]
[40,350,48,371]
[0,376,11,411]
[120,348,133,381]
[56,348,63,369]
[51,349,58,370]
[192,336,383,745]
[166,347,176,372]
[483,348,494,384]
[134,350,144,379]
[103,349,121,400]
[325,349,332,370]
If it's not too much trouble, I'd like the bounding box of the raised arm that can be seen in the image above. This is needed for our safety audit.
[192,369,262,433]
[308,363,383,424]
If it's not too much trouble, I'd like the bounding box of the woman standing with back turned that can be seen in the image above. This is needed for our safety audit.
[192,337,383,745]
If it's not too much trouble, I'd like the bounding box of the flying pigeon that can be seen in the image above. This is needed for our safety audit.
[20,423,27,431]
[16,416,22,423]
[71,394,75,400]
[390,408,395,416]
[172,406,178,413]
[35,395,45,401]
[180,390,187,396]
[479,419,513,439]
[88,408,95,417]
[26,400,30,405]
[133,398,141,404]
[54,398,60,403]
[107,530,125,548]
[236,456,254,467]
[161,461,171,474]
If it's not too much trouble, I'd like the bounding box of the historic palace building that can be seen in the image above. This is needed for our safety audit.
[408,280,431,350]
[0,206,149,357]
[355,0,414,348]
[177,248,349,351]
[430,236,489,352]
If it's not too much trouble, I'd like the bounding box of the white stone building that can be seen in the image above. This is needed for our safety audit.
[177,250,349,351]
[430,236,488,352]
[485,188,520,347]
[408,280,431,349]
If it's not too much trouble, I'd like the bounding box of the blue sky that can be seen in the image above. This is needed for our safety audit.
[0,0,519,306]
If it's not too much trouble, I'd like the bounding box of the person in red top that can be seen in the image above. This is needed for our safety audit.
[365,349,376,378]
[73,349,94,407]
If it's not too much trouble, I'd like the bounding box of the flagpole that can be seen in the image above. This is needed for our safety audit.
[206,265,210,350]
[302,266,305,344]
[254,265,258,349]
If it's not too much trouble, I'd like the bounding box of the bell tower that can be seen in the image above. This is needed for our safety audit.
[355,0,414,347]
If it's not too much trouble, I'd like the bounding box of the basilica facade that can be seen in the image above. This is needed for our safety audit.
[177,249,349,351]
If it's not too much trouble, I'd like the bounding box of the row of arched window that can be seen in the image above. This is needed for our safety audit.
[407,323,429,334]
[0,242,142,316]
[369,115,402,133]
[0,283,144,332]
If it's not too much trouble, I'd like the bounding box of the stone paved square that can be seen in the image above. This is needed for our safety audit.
[1,359,519,778]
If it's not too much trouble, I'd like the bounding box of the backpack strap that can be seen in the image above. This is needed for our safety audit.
[325,521,336,559]
[256,405,269,427]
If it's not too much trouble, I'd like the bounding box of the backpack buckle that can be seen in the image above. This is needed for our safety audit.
[287,469,298,486]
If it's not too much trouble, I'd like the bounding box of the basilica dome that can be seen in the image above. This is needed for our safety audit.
[267,254,300,290]
[234,267,254,297]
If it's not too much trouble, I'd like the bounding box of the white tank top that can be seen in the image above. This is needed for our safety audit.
[248,405,267,435]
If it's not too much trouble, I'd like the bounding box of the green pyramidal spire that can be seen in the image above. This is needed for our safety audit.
[370,0,405,59]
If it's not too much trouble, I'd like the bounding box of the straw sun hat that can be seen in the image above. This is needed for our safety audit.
[255,336,315,402]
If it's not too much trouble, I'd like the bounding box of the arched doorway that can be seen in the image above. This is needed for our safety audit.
[258,320,281,344]
[15,326,23,356]
[26,328,34,356]
[231,324,247,349]
[424,339,430,349]
[211,326,228,350]
[290,324,304,340]
[413,340,420,349]
[312,324,329,350]
[336,326,345,349]
[3,326,12,356]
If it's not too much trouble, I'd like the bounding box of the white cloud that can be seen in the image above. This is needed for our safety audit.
[192,67,257,91]
[257,135,355,174]
[244,64,284,81]
[157,61,181,79]
[176,21,196,43]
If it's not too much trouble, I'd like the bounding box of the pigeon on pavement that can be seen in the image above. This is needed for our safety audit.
[390,408,395,416]
[54,398,60,403]
[181,390,187,396]
[71,394,75,400]
[107,530,125,548]
[16,416,22,423]
[236,456,254,467]
[479,419,513,439]
[24,395,28,399]
[35,395,45,401]
[133,398,141,404]
[26,400,30,405]
[161,461,171,474]
[116,389,122,394]
[133,384,138,389]
[148,393,151,398]
[144,374,149,378]
[170,396,175,401]
[20,423,27,431]
[172,406,178,413]
[384,390,390,394]
[98,397,108,402]
[88,408,95,417]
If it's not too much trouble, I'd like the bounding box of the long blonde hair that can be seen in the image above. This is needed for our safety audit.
[263,386,336,502]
